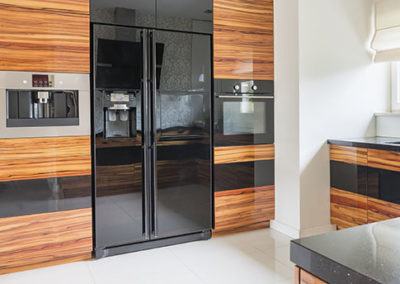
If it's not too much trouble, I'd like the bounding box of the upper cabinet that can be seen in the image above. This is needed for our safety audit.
[213,0,274,80]
[0,0,90,73]
[91,0,213,34]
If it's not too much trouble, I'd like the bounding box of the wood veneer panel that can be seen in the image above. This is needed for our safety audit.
[329,145,367,166]
[0,155,91,182]
[0,0,89,73]
[0,136,91,182]
[295,266,300,284]
[367,197,400,223]
[214,185,274,233]
[0,208,92,275]
[368,149,400,172]
[213,0,273,80]
[330,188,367,229]
[214,144,274,164]
[0,136,90,161]
[300,269,327,284]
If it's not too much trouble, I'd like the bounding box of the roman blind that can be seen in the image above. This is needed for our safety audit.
[372,0,400,62]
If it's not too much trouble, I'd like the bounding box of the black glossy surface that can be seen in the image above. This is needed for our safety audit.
[291,218,400,284]
[214,160,274,191]
[368,167,400,204]
[330,161,367,195]
[90,0,213,34]
[328,137,400,151]
[93,24,212,250]
[214,79,274,147]
[0,175,91,218]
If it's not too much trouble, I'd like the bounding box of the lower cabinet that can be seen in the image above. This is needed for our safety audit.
[213,144,275,234]
[330,144,400,229]
[295,266,327,284]
[0,137,92,274]
[214,186,275,233]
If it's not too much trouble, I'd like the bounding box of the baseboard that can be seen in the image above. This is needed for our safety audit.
[270,220,300,239]
[270,220,336,239]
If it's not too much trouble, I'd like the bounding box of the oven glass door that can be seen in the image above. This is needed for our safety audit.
[215,95,274,146]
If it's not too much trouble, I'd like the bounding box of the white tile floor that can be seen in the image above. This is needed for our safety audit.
[0,229,294,284]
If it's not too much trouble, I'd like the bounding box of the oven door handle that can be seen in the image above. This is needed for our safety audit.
[216,95,274,99]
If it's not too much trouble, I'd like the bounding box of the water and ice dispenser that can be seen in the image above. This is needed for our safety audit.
[103,92,136,138]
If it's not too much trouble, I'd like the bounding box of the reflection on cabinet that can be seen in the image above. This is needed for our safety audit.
[329,144,400,229]
[0,0,90,73]
[0,136,92,274]
[213,0,274,80]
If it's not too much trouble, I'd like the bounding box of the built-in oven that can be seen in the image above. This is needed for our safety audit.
[214,79,274,146]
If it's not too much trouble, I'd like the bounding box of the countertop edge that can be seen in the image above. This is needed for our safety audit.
[290,240,380,284]
[328,139,400,152]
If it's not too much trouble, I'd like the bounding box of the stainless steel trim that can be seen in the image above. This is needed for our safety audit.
[216,95,274,99]
[142,29,151,240]
[150,30,158,238]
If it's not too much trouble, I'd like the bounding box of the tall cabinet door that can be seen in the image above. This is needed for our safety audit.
[150,30,212,238]
[93,24,147,251]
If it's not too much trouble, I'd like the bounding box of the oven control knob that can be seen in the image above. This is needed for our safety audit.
[252,85,258,91]
[233,84,240,91]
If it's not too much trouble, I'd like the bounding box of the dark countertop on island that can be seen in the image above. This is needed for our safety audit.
[290,218,400,284]
[328,136,400,151]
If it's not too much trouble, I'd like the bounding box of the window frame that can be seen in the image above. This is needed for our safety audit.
[392,62,400,112]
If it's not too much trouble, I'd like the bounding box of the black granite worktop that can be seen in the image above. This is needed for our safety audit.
[328,137,400,151]
[291,218,400,284]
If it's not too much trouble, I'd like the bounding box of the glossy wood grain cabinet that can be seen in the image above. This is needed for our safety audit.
[213,0,274,80]
[0,0,90,73]
[295,266,327,284]
[214,144,275,234]
[0,136,92,274]
[330,144,400,229]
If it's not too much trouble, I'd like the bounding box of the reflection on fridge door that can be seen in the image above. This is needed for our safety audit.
[92,24,212,258]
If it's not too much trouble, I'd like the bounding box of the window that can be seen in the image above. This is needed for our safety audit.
[392,62,400,112]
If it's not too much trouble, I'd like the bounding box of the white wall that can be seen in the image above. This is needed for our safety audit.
[273,0,301,236]
[273,0,391,237]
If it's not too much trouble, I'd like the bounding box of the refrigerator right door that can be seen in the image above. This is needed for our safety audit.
[150,30,212,238]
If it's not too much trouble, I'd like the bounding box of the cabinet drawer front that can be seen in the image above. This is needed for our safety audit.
[214,144,274,164]
[214,186,274,232]
[368,149,400,172]
[368,197,400,223]
[330,188,367,229]
[330,145,367,166]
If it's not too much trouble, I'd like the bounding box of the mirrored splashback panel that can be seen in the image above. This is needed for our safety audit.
[0,71,90,138]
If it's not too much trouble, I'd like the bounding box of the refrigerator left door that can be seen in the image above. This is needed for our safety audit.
[92,24,148,252]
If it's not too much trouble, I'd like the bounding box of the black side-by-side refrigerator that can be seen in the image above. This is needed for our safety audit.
[91,25,213,258]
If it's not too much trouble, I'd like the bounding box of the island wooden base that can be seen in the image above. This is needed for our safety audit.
[295,266,327,284]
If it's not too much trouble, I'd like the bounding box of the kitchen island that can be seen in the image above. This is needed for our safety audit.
[290,218,400,283]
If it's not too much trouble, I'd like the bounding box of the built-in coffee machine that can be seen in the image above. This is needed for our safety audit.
[7,89,79,127]
[103,91,137,138]
[0,71,90,138]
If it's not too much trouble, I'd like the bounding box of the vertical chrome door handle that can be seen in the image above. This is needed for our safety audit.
[150,30,158,237]
[141,29,151,240]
